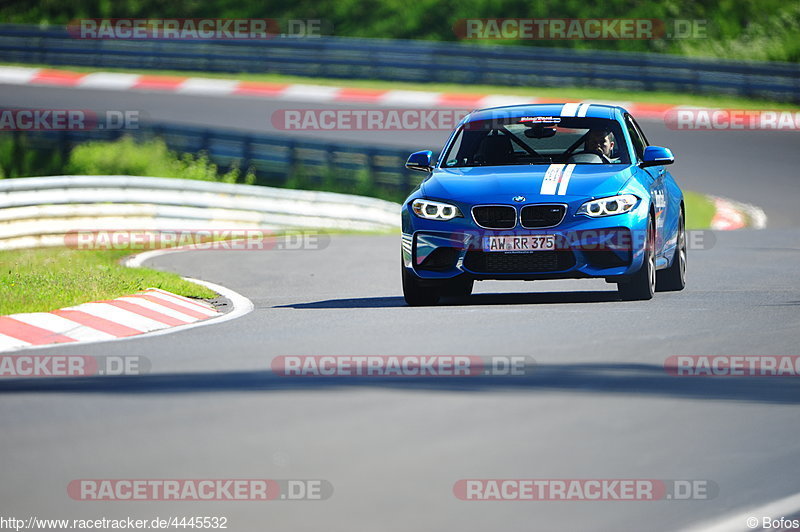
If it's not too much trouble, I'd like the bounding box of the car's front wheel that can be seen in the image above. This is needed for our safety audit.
[618,219,656,301]
[656,209,686,292]
[402,264,441,306]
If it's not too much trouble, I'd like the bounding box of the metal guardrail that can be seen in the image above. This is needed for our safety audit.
[7,122,422,198]
[0,175,400,250]
[1,24,798,102]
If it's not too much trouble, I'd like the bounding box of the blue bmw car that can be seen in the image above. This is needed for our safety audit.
[401,103,686,305]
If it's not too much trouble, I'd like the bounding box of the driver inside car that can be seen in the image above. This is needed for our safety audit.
[568,128,619,163]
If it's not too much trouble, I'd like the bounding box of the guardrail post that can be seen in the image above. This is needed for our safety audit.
[365,148,377,188]
[288,139,298,186]
[242,135,253,173]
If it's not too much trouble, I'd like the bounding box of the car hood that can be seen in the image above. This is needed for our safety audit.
[421,165,636,204]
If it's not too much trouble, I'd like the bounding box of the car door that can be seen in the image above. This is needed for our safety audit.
[625,114,668,258]
[632,115,682,262]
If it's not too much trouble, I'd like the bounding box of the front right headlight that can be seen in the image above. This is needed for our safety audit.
[577,194,639,217]
[411,199,463,221]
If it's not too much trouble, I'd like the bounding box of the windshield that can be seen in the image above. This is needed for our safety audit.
[441,116,630,167]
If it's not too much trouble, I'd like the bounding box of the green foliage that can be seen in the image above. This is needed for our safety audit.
[0,134,65,178]
[683,191,716,230]
[1,0,798,61]
[678,3,800,62]
[0,133,403,201]
[65,136,255,183]
[285,163,407,203]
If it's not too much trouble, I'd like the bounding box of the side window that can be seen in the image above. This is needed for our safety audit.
[442,128,464,167]
[625,115,646,161]
[630,116,650,147]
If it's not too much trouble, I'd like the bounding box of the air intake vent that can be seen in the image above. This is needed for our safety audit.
[472,205,516,229]
[463,251,575,273]
[520,204,567,228]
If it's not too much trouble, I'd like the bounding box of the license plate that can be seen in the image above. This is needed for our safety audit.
[483,235,555,252]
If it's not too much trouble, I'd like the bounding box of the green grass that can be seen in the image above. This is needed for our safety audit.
[683,191,716,230]
[4,62,799,111]
[0,134,257,183]
[0,247,216,315]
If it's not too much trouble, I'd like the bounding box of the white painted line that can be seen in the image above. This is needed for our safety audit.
[581,99,632,108]
[380,90,441,107]
[123,248,178,268]
[9,313,115,342]
[680,491,800,532]
[576,103,591,117]
[78,72,140,90]
[744,204,768,230]
[178,78,239,95]
[0,66,40,85]
[478,95,533,109]
[116,297,201,323]
[280,84,340,101]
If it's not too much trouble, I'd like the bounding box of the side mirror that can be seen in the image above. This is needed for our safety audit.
[406,150,433,172]
[640,146,674,168]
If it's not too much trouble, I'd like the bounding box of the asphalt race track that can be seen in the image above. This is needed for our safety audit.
[1,84,799,531]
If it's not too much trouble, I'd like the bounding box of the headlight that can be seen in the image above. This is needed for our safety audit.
[411,199,463,221]
[577,194,639,217]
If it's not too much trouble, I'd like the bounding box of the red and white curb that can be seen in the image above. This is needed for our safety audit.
[710,195,768,231]
[0,288,220,352]
[0,248,254,352]
[0,66,672,119]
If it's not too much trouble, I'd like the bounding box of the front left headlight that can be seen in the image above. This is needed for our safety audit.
[577,194,639,217]
[411,199,463,221]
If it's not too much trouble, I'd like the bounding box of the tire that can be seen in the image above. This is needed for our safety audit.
[656,210,686,292]
[402,264,441,306]
[618,219,656,301]
[441,277,474,298]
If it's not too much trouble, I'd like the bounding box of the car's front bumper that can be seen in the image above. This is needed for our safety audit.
[402,202,650,282]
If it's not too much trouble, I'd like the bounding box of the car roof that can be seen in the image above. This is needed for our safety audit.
[465,103,626,123]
